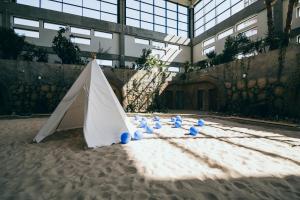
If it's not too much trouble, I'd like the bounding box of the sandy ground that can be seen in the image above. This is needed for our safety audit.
[0,115,300,200]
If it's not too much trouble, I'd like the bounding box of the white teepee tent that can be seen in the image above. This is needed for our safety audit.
[34,60,134,148]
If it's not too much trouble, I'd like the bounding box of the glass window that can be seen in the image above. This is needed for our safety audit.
[71,37,90,45]
[236,16,257,31]
[152,41,165,49]
[231,1,244,15]
[127,18,140,27]
[41,0,62,12]
[83,0,100,10]
[167,27,177,35]
[194,0,257,37]
[217,28,234,40]
[63,4,82,15]
[203,46,215,55]
[297,36,300,44]
[17,0,118,24]
[243,28,257,37]
[101,2,117,14]
[155,7,165,17]
[44,22,65,30]
[167,19,177,28]
[14,28,39,38]
[155,16,165,25]
[101,13,117,23]
[94,31,113,39]
[168,66,180,72]
[297,7,300,17]
[64,0,81,6]
[178,22,187,31]
[203,37,215,47]
[71,27,91,35]
[154,24,166,33]
[13,17,39,27]
[167,2,177,11]
[126,0,140,9]
[127,8,140,20]
[141,12,153,23]
[17,0,39,7]
[178,30,188,38]
[141,2,153,13]
[167,10,177,20]
[141,21,153,30]
[83,9,100,19]
[155,0,165,8]
[178,5,188,14]
[126,0,189,38]
[135,38,150,45]
[96,59,113,66]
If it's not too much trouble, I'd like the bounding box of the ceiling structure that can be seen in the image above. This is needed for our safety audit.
[168,0,196,6]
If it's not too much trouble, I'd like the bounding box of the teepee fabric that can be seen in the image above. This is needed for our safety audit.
[34,60,134,148]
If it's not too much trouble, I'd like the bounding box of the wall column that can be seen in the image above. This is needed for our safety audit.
[189,5,194,65]
[118,0,126,68]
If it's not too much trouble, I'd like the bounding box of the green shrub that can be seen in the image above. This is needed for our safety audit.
[0,27,26,59]
[52,28,82,64]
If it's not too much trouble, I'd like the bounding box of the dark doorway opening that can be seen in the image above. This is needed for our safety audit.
[197,90,204,110]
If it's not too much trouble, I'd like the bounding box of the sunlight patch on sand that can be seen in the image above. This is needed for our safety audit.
[123,117,300,181]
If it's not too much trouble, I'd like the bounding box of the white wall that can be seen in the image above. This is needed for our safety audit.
[125,35,191,64]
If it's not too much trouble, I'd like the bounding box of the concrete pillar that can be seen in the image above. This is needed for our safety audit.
[118,0,126,68]
[189,5,194,65]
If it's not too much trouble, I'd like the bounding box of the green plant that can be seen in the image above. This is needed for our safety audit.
[0,27,26,59]
[35,48,48,62]
[22,43,48,62]
[52,28,82,64]
[183,61,193,73]
[136,48,165,70]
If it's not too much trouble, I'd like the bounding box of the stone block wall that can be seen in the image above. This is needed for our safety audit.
[180,45,300,118]
[0,59,176,115]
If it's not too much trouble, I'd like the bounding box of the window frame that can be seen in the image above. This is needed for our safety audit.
[14,28,40,38]
[194,0,258,37]
[134,38,150,45]
[17,0,118,23]
[126,0,189,37]
[70,36,91,45]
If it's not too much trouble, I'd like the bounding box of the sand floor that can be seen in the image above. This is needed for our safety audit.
[0,115,300,200]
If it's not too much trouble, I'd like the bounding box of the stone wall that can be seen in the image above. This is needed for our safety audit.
[170,45,300,118]
[0,45,299,119]
[0,59,176,115]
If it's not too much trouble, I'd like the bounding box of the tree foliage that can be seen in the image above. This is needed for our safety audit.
[52,28,82,64]
[0,27,48,62]
[0,27,26,59]
[136,48,165,70]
